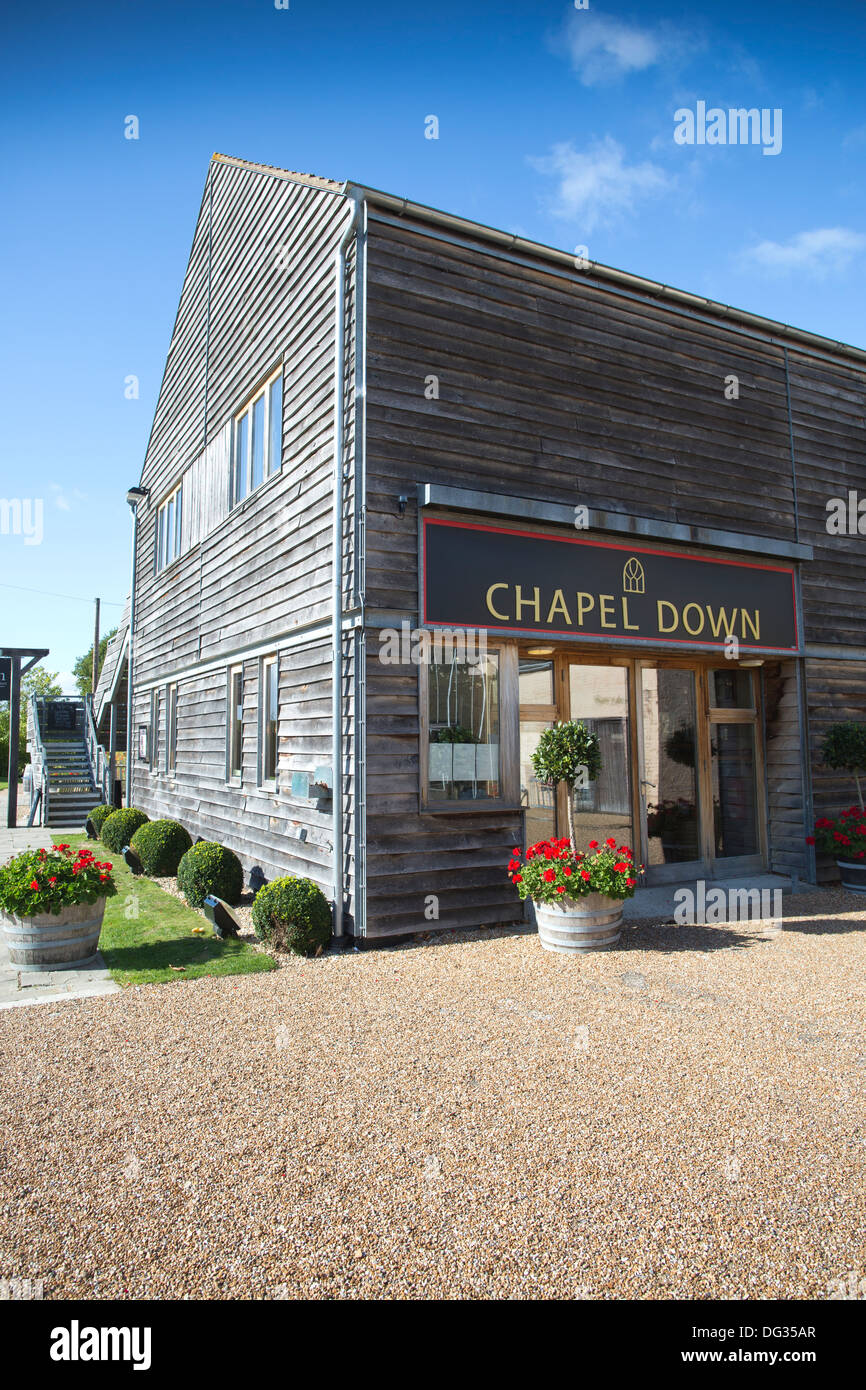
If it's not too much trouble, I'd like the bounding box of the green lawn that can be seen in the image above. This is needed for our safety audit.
[56,835,276,987]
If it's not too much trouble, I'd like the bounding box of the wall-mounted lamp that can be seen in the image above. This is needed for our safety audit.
[126,485,149,510]
[397,494,408,515]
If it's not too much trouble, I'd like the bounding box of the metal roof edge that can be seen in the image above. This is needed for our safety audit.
[355,184,866,369]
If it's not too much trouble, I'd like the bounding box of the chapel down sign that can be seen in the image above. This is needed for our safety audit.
[421,519,799,653]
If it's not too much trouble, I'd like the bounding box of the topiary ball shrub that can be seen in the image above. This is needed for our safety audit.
[86,803,113,837]
[177,841,243,909]
[129,819,193,877]
[251,875,332,956]
[101,807,150,853]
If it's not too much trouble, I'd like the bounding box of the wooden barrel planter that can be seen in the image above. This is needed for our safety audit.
[1,899,107,972]
[837,859,866,893]
[534,893,623,953]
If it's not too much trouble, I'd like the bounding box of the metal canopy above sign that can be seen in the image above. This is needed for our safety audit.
[421,518,799,654]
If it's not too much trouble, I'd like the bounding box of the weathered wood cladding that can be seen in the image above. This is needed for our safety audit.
[359,213,865,925]
[762,660,808,879]
[131,159,359,909]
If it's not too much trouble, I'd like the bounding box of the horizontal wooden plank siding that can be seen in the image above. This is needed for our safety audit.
[763,660,808,879]
[132,160,358,915]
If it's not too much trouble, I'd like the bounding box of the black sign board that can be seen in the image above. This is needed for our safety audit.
[0,658,10,703]
[45,702,78,731]
[422,519,799,653]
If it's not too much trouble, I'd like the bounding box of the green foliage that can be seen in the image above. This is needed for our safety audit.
[251,875,332,955]
[177,841,244,908]
[0,666,63,778]
[531,720,601,790]
[130,819,193,876]
[0,843,116,918]
[433,724,479,744]
[101,807,149,853]
[821,723,866,772]
[73,628,118,698]
[88,803,114,835]
[508,837,642,905]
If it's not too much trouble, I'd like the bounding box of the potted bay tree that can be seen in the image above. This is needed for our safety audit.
[507,720,642,952]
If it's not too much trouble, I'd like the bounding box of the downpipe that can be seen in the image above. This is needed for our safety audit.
[332,197,361,937]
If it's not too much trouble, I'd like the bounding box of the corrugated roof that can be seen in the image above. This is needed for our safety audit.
[211,153,344,192]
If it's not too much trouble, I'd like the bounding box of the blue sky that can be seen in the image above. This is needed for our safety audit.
[1,0,864,689]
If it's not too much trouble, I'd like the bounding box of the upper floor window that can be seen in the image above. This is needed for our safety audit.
[232,368,283,506]
[156,483,183,573]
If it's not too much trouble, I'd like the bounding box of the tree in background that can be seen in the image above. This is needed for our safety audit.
[73,628,117,697]
[0,666,63,779]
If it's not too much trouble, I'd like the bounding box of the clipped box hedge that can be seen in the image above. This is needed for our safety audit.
[130,819,193,877]
[101,807,150,853]
[177,841,244,909]
[251,875,332,956]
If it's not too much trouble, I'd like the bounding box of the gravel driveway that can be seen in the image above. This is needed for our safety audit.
[0,890,864,1300]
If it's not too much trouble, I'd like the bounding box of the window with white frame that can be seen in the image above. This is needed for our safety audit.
[150,689,160,770]
[232,367,284,506]
[259,656,279,786]
[227,665,243,782]
[156,483,183,573]
[166,683,178,773]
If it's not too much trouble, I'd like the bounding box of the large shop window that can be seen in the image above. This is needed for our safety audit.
[426,652,501,804]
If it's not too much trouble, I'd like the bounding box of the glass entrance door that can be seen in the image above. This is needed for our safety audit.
[637,666,708,883]
[567,663,634,856]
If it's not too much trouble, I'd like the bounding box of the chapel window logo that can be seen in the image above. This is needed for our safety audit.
[623,557,645,594]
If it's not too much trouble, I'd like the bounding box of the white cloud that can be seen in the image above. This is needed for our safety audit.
[558,13,662,86]
[529,137,671,233]
[739,227,866,278]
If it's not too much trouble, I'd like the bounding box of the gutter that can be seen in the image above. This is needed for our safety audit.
[355,187,866,372]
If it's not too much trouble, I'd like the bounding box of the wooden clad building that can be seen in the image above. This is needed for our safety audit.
[128,153,866,939]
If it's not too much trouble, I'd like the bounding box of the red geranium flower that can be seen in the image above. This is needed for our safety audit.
[605,837,616,848]
[588,840,598,850]
[580,869,590,881]
[543,868,556,882]
[29,880,40,890]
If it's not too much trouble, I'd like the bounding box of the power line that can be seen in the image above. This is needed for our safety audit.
[0,583,126,607]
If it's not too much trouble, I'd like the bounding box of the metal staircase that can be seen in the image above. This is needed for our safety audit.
[28,698,107,828]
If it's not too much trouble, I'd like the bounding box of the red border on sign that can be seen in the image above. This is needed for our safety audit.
[421,517,800,653]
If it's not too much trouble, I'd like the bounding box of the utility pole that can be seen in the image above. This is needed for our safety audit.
[91,597,100,697]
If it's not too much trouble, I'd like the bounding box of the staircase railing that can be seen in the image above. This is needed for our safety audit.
[26,695,50,827]
[84,696,110,804]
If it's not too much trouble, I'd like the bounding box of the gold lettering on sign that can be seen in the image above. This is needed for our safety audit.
[515,585,540,622]
[546,589,572,625]
[682,603,705,636]
[741,609,760,640]
[576,592,595,626]
[621,596,639,631]
[706,606,738,638]
[599,595,616,629]
[657,600,679,633]
[485,583,509,620]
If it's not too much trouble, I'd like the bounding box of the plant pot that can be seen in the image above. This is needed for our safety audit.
[836,859,866,893]
[534,893,623,953]
[1,898,107,972]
